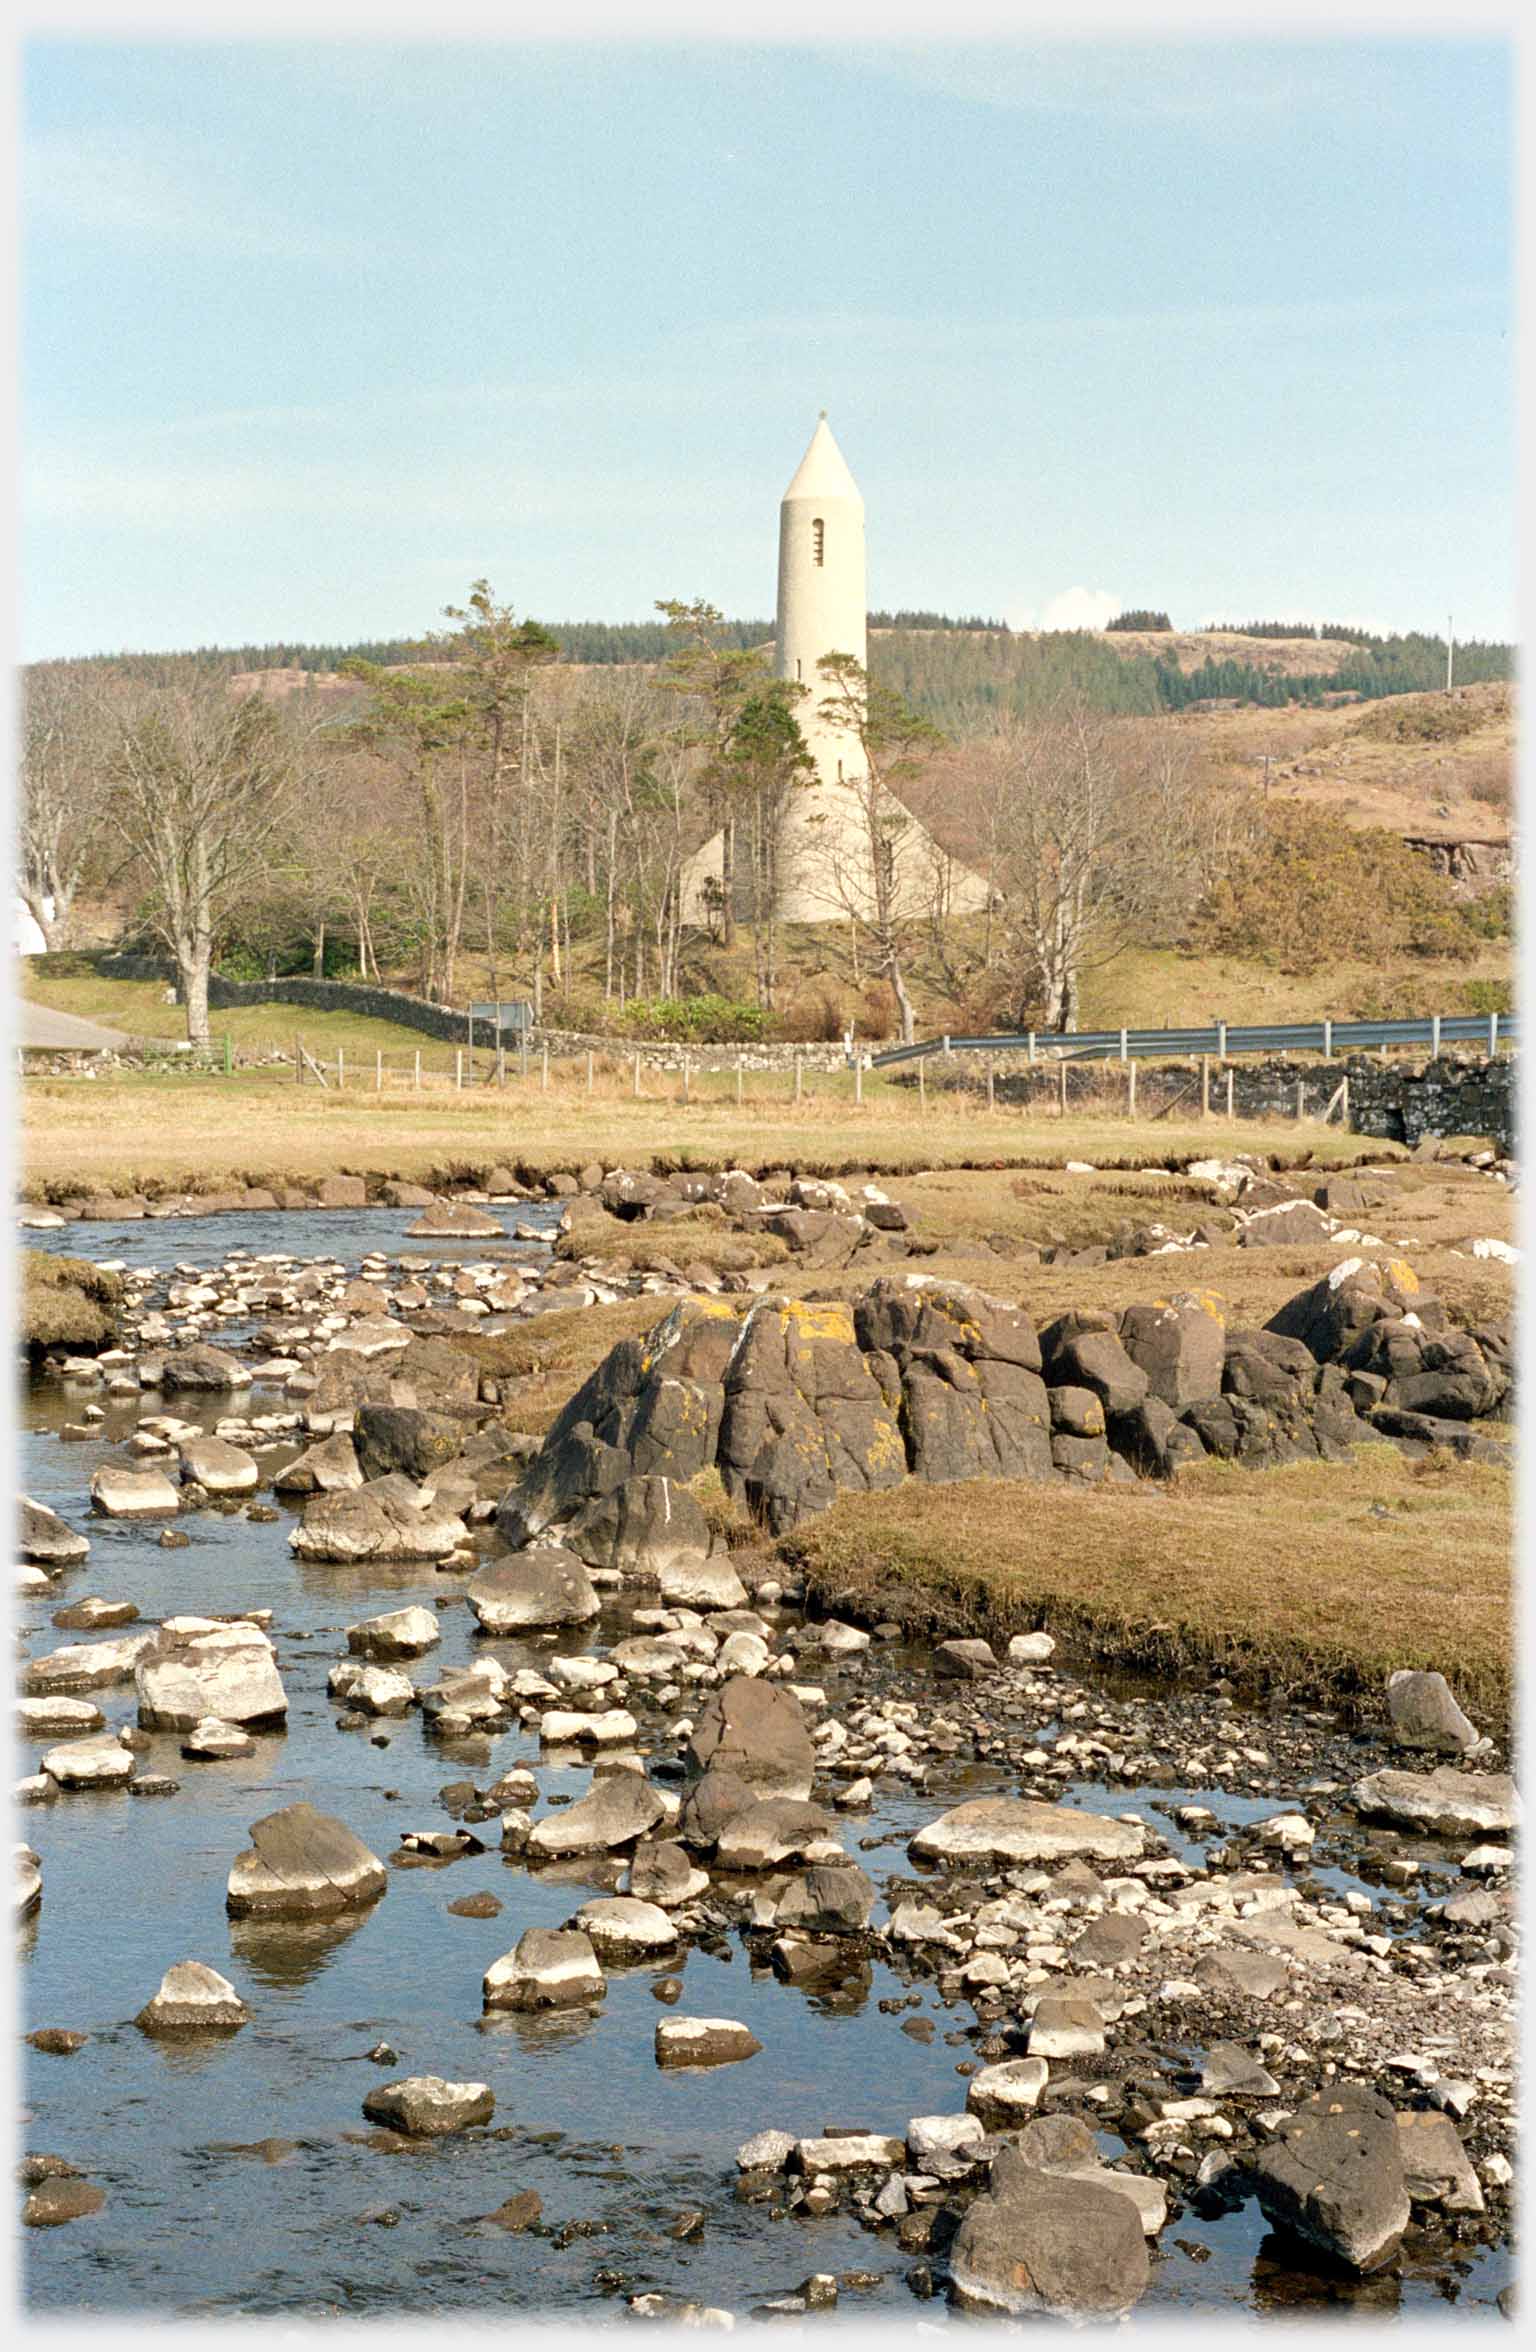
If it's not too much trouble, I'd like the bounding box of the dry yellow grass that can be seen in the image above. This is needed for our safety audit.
[21,1070,1396,1201]
[784,1449,1513,1723]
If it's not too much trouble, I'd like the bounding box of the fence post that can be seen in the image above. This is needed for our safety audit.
[1295,1079,1305,1121]
[1119,1027,1128,1063]
[1027,1031,1036,1064]
[1225,1067,1235,1121]
[854,1056,863,1105]
[1323,1019,1333,1061]
[794,1053,803,1105]
[1489,1011,1500,1056]
[1217,1021,1227,1062]
[337,1046,345,1089]
[1341,1073,1350,1125]
[1430,1013,1441,1059]
[1058,1058,1067,1118]
[942,1034,951,1060]
[542,1043,550,1092]
[468,1010,474,1061]
[375,1049,382,1091]
[1127,1059,1137,1119]
[633,1051,641,1098]
[918,1059,926,1108]
[587,1050,594,1094]
[496,1045,506,1088]
[986,1059,995,1112]
[520,1034,529,1080]
[295,1034,302,1085]
[682,1051,690,1103]
[736,1056,744,1108]
[1200,1055,1210,1120]
[455,1048,462,1090]
[223,1033,232,1075]
[413,1049,420,1090]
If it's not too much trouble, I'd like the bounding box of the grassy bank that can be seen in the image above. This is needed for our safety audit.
[782,1449,1513,1725]
[21,1071,1397,1200]
[22,1250,124,1355]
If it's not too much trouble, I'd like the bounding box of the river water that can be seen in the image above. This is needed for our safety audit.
[17,1211,1510,2321]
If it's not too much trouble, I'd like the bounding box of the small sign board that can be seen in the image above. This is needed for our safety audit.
[467,1000,534,1034]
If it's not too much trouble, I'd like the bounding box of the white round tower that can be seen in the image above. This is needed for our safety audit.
[774,412,873,920]
[775,410,868,789]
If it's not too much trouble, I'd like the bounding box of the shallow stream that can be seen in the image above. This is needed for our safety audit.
[17,1211,1510,2320]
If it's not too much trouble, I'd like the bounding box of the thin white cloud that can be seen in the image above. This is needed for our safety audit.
[1007,586,1122,632]
[844,40,1484,133]
[21,445,722,533]
[23,128,397,267]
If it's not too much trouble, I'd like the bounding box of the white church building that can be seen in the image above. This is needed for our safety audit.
[680,414,989,927]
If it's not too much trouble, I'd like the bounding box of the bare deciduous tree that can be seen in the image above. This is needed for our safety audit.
[18,664,119,948]
[808,654,942,1046]
[108,680,318,1043]
[971,700,1213,1030]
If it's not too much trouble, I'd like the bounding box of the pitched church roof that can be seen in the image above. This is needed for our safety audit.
[781,412,863,509]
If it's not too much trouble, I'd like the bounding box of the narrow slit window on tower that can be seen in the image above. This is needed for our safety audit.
[812,517,825,567]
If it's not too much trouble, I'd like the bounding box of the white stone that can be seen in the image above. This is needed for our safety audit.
[42,1733,136,1788]
[136,1620,287,1731]
[90,1465,180,1518]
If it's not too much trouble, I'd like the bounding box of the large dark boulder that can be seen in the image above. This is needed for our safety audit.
[1108,1395,1204,1478]
[716,1297,906,1532]
[1118,1293,1226,1409]
[856,1280,1050,1484]
[559,1473,712,1582]
[1265,1260,1435,1365]
[1251,2084,1410,2273]
[354,1404,470,1482]
[855,1278,1042,1372]
[226,1802,387,1918]
[1040,1321,1149,1417]
[685,1676,815,1801]
[159,1344,251,1392]
[949,2161,1150,2317]
[900,1349,1052,1484]
[504,1301,742,1537]
[467,1546,599,1633]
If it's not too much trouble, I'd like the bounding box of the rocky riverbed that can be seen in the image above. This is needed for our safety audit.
[16,1197,1517,2323]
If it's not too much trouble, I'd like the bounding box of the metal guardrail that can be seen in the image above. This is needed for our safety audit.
[870,1012,1513,1070]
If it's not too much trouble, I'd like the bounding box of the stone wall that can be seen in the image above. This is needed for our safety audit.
[85,958,855,1068]
[527,1027,854,1074]
[91,957,514,1047]
[928,1051,1515,1153]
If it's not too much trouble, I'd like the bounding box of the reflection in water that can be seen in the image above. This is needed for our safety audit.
[474,2009,608,2063]
[227,1907,375,1990]
[1251,2232,1403,2314]
[133,2027,248,2081]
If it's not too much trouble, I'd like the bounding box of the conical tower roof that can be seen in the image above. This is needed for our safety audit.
[781,412,862,508]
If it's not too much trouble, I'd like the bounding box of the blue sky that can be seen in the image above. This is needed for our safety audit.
[20,33,1515,658]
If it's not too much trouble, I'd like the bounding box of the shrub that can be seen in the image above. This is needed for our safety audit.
[619,994,767,1043]
[852,982,893,1040]
[773,985,849,1043]
[1459,976,1514,1017]
[1191,806,1481,975]
[1354,697,1484,745]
